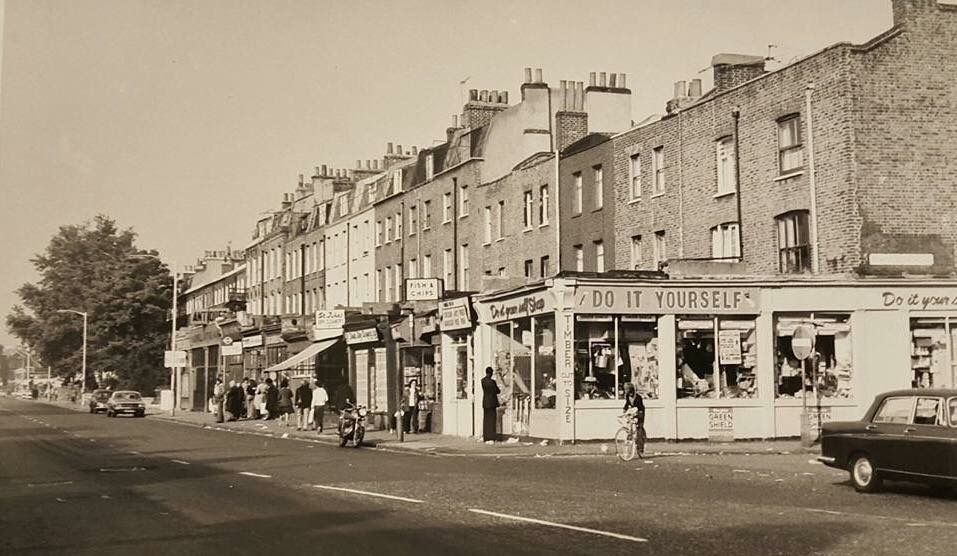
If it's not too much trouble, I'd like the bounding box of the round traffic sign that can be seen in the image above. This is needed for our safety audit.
[222,336,233,346]
[791,324,815,360]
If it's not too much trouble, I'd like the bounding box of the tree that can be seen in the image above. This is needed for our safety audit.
[6,215,173,393]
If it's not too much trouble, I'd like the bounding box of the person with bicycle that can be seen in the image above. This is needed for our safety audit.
[622,383,646,453]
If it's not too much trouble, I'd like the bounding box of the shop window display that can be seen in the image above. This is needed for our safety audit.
[451,336,469,399]
[676,316,757,399]
[774,313,853,399]
[911,317,956,389]
[534,316,557,409]
[574,316,660,401]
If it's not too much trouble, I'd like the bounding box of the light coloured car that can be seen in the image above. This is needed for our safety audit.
[105,391,146,418]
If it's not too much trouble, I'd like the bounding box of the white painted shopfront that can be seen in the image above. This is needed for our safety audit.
[465,277,957,442]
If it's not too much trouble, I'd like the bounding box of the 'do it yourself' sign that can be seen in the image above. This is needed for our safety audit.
[575,286,760,314]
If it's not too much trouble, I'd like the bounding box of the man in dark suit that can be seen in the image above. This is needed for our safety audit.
[481,367,500,442]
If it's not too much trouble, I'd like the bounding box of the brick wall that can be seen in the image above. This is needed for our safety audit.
[559,137,615,271]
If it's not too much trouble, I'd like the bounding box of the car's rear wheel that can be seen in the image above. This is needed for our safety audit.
[850,453,882,493]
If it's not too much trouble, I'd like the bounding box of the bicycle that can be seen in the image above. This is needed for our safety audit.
[614,408,645,462]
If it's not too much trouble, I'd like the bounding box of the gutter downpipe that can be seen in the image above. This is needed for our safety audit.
[732,107,745,262]
[805,84,820,274]
[549,85,560,272]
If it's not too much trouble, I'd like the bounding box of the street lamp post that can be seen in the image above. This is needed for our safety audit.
[129,253,179,416]
[56,309,88,396]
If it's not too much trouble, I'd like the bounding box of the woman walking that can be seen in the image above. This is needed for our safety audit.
[277,379,295,427]
[265,378,279,420]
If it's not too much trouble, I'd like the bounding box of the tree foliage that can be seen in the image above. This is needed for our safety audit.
[6,215,173,393]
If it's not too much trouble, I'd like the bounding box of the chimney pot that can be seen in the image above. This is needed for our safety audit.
[501,91,508,104]
[356,160,361,169]
[674,80,687,98]
[453,114,459,127]
[411,146,418,155]
[365,160,372,170]
[469,89,478,101]
[314,166,321,177]
[589,72,596,87]
[490,90,498,102]
[689,78,702,98]
[609,73,617,87]
[534,68,543,83]
[524,67,532,83]
[599,71,607,87]
[396,144,403,156]
[560,80,568,109]
[321,164,328,176]
[479,90,488,102]
[619,73,627,89]
[373,159,379,170]
[387,142,394,155]
[298,173,304,185]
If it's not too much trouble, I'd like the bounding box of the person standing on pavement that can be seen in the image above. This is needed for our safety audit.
[264,378,278,420]
[213,378,226,423]
[311,380,329,433]
[404,380,420,434]
[277,379,295,427]
[294,377,313,431]
[244,378,257,420]
[481,367,500,443]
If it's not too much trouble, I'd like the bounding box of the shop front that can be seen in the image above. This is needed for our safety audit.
[471,277,957,442]
[438,296,476,438]
[345,324,388,430]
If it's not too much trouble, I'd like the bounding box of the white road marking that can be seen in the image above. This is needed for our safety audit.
[238,472,272,478]
[128,451,141,455]
[312,484,424,504]
[28,481,74,488]
[170,459,190,465]
[468,508,648,543]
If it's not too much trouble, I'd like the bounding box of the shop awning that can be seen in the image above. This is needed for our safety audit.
[264,338,338,372]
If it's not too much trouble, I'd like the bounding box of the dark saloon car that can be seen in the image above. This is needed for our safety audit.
[88,389,111,414]
[105,391,146,418]
[819,389,957,493]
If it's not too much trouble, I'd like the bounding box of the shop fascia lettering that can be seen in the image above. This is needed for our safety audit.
[489,296,548,320]
[881,290,957,311]
[576,286,760,314]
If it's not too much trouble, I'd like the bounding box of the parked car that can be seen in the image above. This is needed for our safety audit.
[105,391,146,418]
[88,389,112,414]
[819,388,957,493]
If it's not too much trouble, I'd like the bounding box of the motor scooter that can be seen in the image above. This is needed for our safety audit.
[338,402,367,448]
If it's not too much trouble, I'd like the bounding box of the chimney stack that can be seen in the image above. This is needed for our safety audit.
[711,53,767,92]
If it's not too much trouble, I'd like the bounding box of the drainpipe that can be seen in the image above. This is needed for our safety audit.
[732,107,745,262]
[805,84,820,274]
[452,178,459,290]
[399,199,406,302]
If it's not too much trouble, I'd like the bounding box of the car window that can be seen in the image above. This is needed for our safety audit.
[949,398,957,427]
[913,397,943,426]
[872,396,914,424]
[113,392,141,401]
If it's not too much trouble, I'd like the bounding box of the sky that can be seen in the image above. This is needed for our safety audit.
[0,0,894,348]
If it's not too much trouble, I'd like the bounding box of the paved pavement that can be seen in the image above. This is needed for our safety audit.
[3,395,956,555]
[125,401,819,458]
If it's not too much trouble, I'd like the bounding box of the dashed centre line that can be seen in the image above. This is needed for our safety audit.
[468,508,648,543]
[312,484,424,504]
[170,459,190,465]
[238,472,272,478]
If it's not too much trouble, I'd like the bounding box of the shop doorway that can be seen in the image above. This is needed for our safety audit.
[911,317,957,389]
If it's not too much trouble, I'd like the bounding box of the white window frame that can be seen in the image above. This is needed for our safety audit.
[423,254,432,279]
[423,200,432,230]
[652,147,665,195]
[443,193,452,223]
[716,136,736,196]
[459,185,469,217]
[392,169,403,193]
[574,245,584,272]
[425,155,434,181]
[630,235,642,270]
[497,200,505,239]
[523,190,533,229]
[629,153,641,200]
[595,240,605,272]
[653,231,667,268]
[483,206,492,244]
[711,222,741,260]
[593,165,603,210]
[408,205,417,236]
[384,217,392,244]
[539,184,549,225]
[778,115,804,174]
[459,244,469,290]
[573,172,583,215]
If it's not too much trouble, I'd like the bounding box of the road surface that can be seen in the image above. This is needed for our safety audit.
[1,397,955,555]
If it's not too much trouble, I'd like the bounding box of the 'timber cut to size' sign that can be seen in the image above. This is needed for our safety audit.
[575,286,760,314]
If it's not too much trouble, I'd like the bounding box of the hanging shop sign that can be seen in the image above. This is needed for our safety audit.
[164,350,187,368]
[717,330,742,365]
[242,334,263,349]
[314,310,345,329]
[345,327,380,345]
[438,297,473,331]
[477,294,553,323]
[877,289,957,311]
[405,278,443,301]
[222,343,243,356]
[575,286,759,314]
